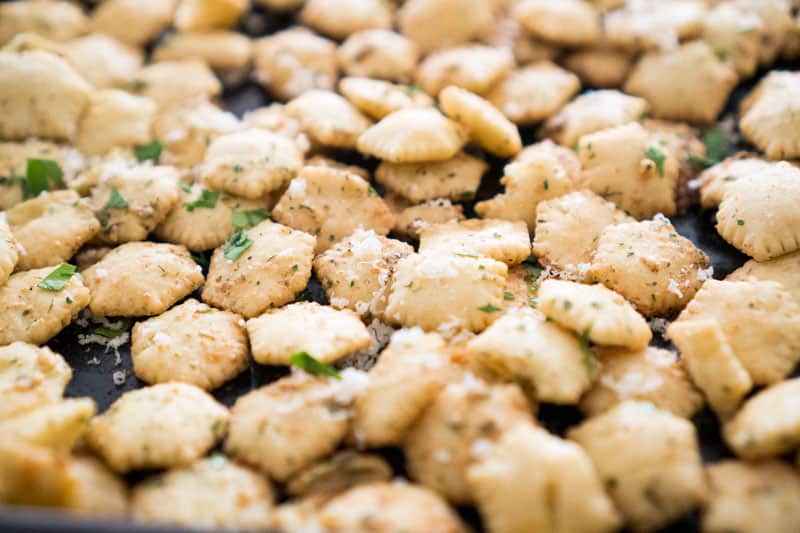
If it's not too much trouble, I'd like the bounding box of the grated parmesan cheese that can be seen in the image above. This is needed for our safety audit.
[287,178,307,196]
[77,332,130,365]
[667,279,684,298]
[697,265,714,281]
[153,332,172,344]
[653,213,671,225]
[329,296,350,309]
[601,370,664,395]
[112,370,127,385]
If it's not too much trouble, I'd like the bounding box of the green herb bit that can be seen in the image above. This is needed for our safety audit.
[37,263,76,291]
[454,249,480,258]
[26,158,64,198]
[478,303,502,313]
[645,147,666,177]
[737,219,745,226]
[503,291,515,301]
[105,186,129,209]
[94,318,133,339]
[185,189,219,212]
[688,153,715,168]
[524,264,543,284]
[690,126,732,168]
[579,327,596,375]
[223,229,253,261]
[134,140,163,163]
[232,209,270,230]
[179,182,192,193]
[191,251,210,270]
[130,79,148,92]
[290,351,341,379]
[404,84,421,97]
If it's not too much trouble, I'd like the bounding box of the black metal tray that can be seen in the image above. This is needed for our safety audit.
[1,4,795,531]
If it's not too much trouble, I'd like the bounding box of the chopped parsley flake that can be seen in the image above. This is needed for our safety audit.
[454,249,480,258]
[503,291,515,301]
[26,158,64,198]
[290,351,341,379]
[232,209,270,230]
[478,303,502,313]
[737,219,745,226]
[524,263,543,308]
[191,251,210,270]
[105,186,129,209]
[37,263,76,291]
[645,147,666,177]
[95,318,133,339]
[130,79,148,92]
[404,84,421,97]
[134,140,163,163]
[223,229,253,261]
[185,189,219,212]
[179,182,192,193]
[689,126,733,168]
[579,327,596,375]
[524,264,543,284]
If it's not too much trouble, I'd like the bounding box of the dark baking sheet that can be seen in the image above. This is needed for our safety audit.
[1,3,795,531]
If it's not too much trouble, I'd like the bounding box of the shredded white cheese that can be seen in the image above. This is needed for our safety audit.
[153,332,172,344]
[287,177,306,196]
[697,265,714,281]
[667,279,684,298]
